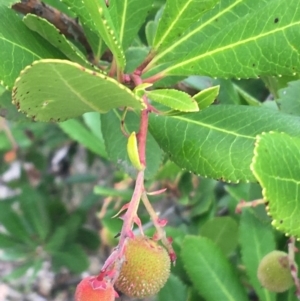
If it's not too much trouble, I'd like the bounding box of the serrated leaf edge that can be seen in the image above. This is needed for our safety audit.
[250,130,294,237]
[11,59,145,119]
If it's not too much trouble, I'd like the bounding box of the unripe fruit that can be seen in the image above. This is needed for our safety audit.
[257,250,294,292]
[115,236,171,298]
[75,276,115,301]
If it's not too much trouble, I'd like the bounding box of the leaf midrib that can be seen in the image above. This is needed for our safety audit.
[148,0,242,67]
[165,20,300,74]
[154,0,194,48]
[171,115,254,139]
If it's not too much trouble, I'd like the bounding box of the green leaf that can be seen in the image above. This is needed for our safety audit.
[0,87,28,121]
[193,86,220,109]
[3,259,41,281]
[12,59,145,122]
[234,83,261,106]
[125,47,148,73]
[52,244,89,273]
[45,227,68,252]
[0,5,63,88]
[63,0,125,69]
[58,0,104,60]
[145,0,266,71]
[23,14,94,69]
[160,0,300,78]
[153,0,219,51]
[0,233,23,249]
[77,227,100,251]
[59,119,107,158]
[19,186,50,241]
[251,132,300,238]
[158,274,188,301]
[276,80,300,116]
[101,110,163,180]
[213,79,241,105]
[199,216,238,256]
[0,201,35,246]
[149,105,300,182]
[182,236,248,301]
[239,209,276,301]
[146,89,199,112]
[109,0,152,50]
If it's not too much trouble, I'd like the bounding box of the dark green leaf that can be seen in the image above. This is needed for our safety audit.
[182,236,248,301]
[155,0,300,78]
[101,110,163,180]
[239,209,276,301]
[200,216,238,256]
[109,0,153,50]
[153,0,219,52]
[149,105,300,182]
[52,244,89,273]
[19,186,50,241]
[59,119,107,158]
[0,5,63,88]
[158,274,188,301]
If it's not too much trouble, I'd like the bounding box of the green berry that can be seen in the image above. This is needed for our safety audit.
[115,236,171,298]
[257,250,294,292]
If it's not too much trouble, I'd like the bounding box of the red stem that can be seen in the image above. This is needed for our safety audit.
[137,108,148,167]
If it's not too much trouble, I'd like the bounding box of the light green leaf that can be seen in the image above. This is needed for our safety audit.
[149,105,300,182]
[59,119,107,158]
[153,0,219,51]
[239,209,276,301]
[23,14,94,69]
[109,0,152,50]
[146,89,199,112]
[64,0,125,69]
[12,59,145,122]
[182,236,248,301]
[200,216,238,256]
[276,80,300,116]
[161,0,300,78]
[158,274,188,301]
[0,5,63,88]
[193,85,220,109]
[101,110,163,180]
[251,132,300,238]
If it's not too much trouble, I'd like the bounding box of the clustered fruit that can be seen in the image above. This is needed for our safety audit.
[257,250,294,293]
[75,236,171,300]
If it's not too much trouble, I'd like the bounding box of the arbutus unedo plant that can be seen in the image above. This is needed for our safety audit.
[2,0,300,300]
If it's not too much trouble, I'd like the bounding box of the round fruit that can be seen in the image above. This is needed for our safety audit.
[75,276,115,301]
[257,250,294,292]
[115,236,171,298]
